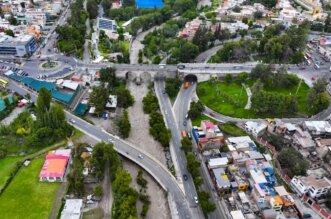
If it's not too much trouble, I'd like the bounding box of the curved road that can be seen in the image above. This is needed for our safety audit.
[7,80,193,219]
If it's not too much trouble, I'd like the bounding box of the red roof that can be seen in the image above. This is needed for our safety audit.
[39,150,71,179]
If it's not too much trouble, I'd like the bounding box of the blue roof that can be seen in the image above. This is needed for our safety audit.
[51,90,74,104]
[0,96,13,111]
[136,0,164,8]
[9,73,56,91]
[74,103,88,115]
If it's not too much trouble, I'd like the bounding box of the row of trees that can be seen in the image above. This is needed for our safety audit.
[307,78,330,114]
[142,89,171,146]
[56,0,87,58]
[91,142,139,218]
[136,170,151,218]
[115,110,131,139]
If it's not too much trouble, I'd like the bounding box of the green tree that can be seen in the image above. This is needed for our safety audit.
[181,137,193,153]
[116,110,131,139]
[87,0,98,19]
[136,169,148,189]
[8,14,18,25]
[4,29,14,37]
[165,77,181,98]
[115,87,135,108]
[186,152,200,178]
[188,101,205,119]
[278,147,309,177]
[36,88,51,114]
[3,97,11,111]
[198,190,216,216]
[250,64,272,82]
[224,74,232,84]
[142,91,159,114]
[89,85,109,114]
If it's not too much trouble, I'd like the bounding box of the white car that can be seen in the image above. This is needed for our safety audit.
[68,119,76,124]
[138,154,144,159]
[194,196,199,204]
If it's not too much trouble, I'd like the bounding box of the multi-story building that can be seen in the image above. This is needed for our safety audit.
[0,34,37,56]
[291,175,331,198]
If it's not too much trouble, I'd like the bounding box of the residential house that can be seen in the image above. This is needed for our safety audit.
[60,199,83,219]
[302,121,331,137]
[210,167,231,194]
[227,136,257,152]
[39,149,71,182]
[245,121,267,137]
[291,175,331,198]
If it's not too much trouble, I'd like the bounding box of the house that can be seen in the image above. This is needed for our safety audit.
[245,121,267,137]
[208,157,229,169]
[293,126,315,149]
[211,167,231,193]
[192,121,224,151]
[227,136,257,152]
[39,149,71,182]
[291,175,331,198]
[60,199,83,219]
[269,196,283,212]
[303,121,331,137]
[230,210,245,219]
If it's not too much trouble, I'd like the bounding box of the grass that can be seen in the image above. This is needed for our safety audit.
[0,158,61,219]
[191,114,218,126]
[219,123,246,136]
[82,208,104,219]
[197,79,313,119]
[0,156,21,190]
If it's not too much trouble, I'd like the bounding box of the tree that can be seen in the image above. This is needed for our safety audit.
[198,190,217,216]
[308,78,330,114]
[87,0,99,19]
[3,97,11,111]
[8,14,18,25]
[192,26,210,52]
[278,147,309,177]
[116,110,131,139]
[94,185,103,197]
[142,91,159,114]
[186,152,200,178]
[136,169,148,189]
[165,77,181,97]
[89,85,109,114]
[224,74,232,84]
[254,11,263,19]
[122,0,135,7]
[181,137,193,153]
[115,87,135,108]
[5,29,14,37]
[238,72,248,83]
[36,88,51,115]
[250,64,272,82]
[188,101,205,119]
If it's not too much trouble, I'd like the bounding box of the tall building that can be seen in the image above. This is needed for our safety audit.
[0,34,37,56]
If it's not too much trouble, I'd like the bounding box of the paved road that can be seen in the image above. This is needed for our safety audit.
[195,45,223,63]
[154,79,204,218]
[7,80,194,219]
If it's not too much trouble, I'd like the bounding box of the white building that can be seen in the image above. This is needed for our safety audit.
[0,34,37,56]
[303,121,331,136]
[291,175,331,198]
[60,199,83,219]
[106,95,117,108]
[208,157,229,169]
[245,121,267,137]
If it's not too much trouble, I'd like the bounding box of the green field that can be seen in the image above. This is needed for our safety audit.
[219,123,247,136]
[0,156,21,190]
[197,80,313,119]
[0,158,61,219]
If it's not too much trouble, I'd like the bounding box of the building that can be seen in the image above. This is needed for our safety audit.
[291,175,331,198]
[39,149,71,182]
[230,210,245,219]
[208,157,229,169]
[211,167,231,193]
[97,17,117,33]
[303,121,331,137]
[192,121,224,151]
[106,95,117,109]
[269,196,283,212]
[60,199,83,219]
[245,121,267,137]
[0,34,37,56]
[227,136,257,152]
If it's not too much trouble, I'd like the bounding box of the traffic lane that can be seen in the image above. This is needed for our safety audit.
[155,81,200,207]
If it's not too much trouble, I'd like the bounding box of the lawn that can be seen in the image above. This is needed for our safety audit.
[197,79,313,119]
[219,123,247,136]
[0,156,21,190]
[0,158,61,219]
[191,114,218,126]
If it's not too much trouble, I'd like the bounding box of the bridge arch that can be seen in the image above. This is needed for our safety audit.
[184,74,198,82]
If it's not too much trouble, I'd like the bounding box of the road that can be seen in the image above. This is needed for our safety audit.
[154,79,204,218]
[7,80,194,219]
[173,83,228,219]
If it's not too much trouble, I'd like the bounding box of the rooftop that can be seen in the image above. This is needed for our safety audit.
[0,34,34,44]
[295,175,331,189]
[60,199,83,219]
[304,121,331,134]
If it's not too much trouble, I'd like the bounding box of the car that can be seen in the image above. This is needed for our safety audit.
[187,132,192,139]
[185,114,189,119]
[68,119,76,124]
[177,64,185,69]
[194,196,199,204]
[138,154,144,159]
[108,138,114,143]
[183,174,188,181]
[210,112,215,117]
[183,121,187,126]
[162,90,166,94]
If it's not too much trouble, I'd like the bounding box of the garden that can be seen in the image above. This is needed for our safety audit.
[196,65,325,119]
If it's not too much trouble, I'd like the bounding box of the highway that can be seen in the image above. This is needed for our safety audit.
[7,79,194,219]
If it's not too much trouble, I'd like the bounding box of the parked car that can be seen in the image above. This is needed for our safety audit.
[138,154,144,159]
[194,196,199,204]
[68,119,76,124]
[183,174,188,181]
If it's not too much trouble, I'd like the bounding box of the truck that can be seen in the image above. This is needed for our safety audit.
[184,82,189,89]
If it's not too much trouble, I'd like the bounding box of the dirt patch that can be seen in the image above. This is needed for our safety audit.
[126,73,166,165]
[122,160,170,219]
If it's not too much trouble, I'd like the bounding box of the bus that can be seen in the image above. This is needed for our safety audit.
[181,130,187,138]
[0,79,8,87]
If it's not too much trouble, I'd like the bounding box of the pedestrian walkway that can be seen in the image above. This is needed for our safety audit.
[243,83,252,110]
